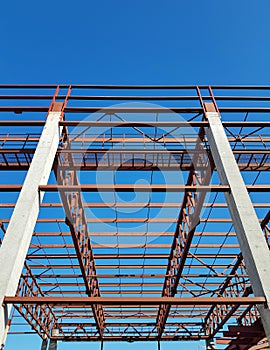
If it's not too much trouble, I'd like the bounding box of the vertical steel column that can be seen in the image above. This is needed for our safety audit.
[204,103,270,342]
[0,111,62,347]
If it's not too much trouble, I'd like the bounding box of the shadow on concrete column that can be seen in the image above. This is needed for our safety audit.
[206,338,216,350]
[41,338,48,350]
[48,340,57,350]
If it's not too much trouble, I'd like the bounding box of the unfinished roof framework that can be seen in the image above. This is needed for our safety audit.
[0,85,270,349]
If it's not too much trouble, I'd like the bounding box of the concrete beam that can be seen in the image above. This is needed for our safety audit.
[205,108,270,342]
[0,112,62,347]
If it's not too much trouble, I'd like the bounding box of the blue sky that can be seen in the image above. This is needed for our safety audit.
[1,0,270,85]
[2,1,270,349]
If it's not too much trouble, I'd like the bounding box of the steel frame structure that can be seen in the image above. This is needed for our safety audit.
[0,85,270,349]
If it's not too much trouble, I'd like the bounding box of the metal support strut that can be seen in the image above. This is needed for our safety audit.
[204,102,270,342]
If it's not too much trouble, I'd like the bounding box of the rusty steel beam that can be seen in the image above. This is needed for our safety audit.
[23,243,241,250]
[0,135,269,142]
[2,147,269,173]
[40,184,270,192]
[54,130,106,337]
[26,281,250,288]
[4,297,265,306]
[26,263,240,269]
[2,202,270,209]
[57,322,201,326]
[0,217,251,224]
[54,142,105,337]
[2,230,264,238]
[2,105,270,113]
[4,93,270,101]
[30,291,220,296]
[1,136,270,145]
[0,119,269,127]
[204,256,250,338]
[3,148,270,155]
[13,264,59,339]
[0,83,269,88]
[28,273,248,279]
[26,253,241,259]
[155,114,214,336]
[26,231,242,237]
[53,335,209,341]
[2,164,270,172]
[40,184,230,192]
[52,314,247,320]
[0,184,232,192]
[203,211,270,338]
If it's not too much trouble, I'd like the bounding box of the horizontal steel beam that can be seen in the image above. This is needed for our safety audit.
[2,94,270,101]
[0,136,269,143]
[0,120,270,127]
[28,231,240,237]
[0,217,251,223]
[55,335,209,341]
[2,107,270,113]
[1,202,270,209]
[29,273,248,279]
[42,184,270,192]
[1,84,270,89]
[4,297,265,306]
[2,148,270,155]
[0,184,231,192]
[25,253,242,259]
[23,243,241,249]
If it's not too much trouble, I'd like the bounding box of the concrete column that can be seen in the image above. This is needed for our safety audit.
[0,112,62,347]
[41,338,48,350]
[48,340,57,350]
[205,109,270,342]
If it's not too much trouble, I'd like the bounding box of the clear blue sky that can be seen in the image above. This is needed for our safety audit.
[1,0,270,85]
[2,1,270,349]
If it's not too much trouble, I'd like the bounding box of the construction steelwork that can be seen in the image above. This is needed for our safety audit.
[0,85,270,350]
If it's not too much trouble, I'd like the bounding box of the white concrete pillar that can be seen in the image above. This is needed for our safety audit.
[0,112,62,347]
[205,110,270,342]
